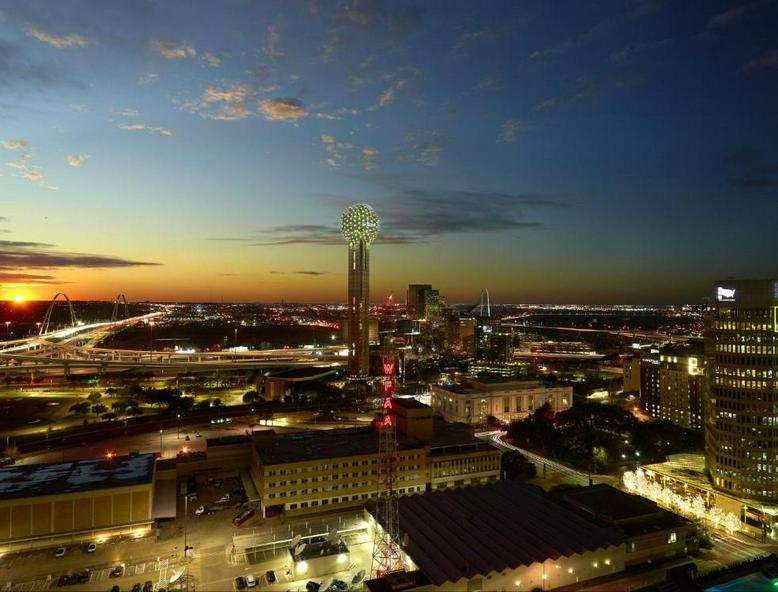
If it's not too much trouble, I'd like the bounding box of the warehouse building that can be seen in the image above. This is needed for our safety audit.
[0,453,156,553]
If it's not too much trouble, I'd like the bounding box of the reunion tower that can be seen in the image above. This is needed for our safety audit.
[341,204,379,377]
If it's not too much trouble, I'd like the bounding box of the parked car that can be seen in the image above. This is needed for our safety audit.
[111,586,121,592]
[195,431,202,437]
[306,582,321,592]
[234,576,248,590]
[195,505,205,515]
[86,542,97,553]
[56,575,70,587]
[331,580,348,591]
[265,570,277,584]
[232,508,255,527]
[131,584,142,592]
[245,574,258,588]
[55,547,66,558]
[187,492,198,501]
[110,564,125,578]
[143,581,154,592]
[73,571,90,584]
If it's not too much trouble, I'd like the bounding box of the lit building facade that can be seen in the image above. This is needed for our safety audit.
[342,204,380,377]
[706,279,778,502]
[431,379,572,425]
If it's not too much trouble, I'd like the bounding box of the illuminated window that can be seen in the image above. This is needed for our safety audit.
[667,532,677,544]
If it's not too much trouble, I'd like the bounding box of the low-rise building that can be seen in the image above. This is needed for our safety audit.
[0,454,156,553]
[431,378,572,424]
[251,399,501,517]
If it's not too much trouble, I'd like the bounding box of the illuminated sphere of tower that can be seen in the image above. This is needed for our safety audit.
[341,204,380,245]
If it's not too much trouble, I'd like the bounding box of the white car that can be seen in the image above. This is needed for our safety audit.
[86,542,97,553]
[55,547,66,558]
[195,505,205,516]
[245,575,257,588]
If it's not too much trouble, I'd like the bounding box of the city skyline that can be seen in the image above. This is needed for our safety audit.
[1,1,777,304]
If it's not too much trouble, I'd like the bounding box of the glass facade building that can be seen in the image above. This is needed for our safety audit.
[705,279,778,501]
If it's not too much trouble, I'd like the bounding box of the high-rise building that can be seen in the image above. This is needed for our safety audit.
[341,204,379,377]
[406,284,433,319]
[705,279,778,501]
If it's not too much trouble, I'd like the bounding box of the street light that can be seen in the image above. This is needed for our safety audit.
[234,327,238,348]
[149,321,155,350]
[4,321,10,340]
[177,414,181,439]
[159,429,163,457]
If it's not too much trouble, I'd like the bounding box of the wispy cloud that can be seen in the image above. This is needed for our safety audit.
[2,140,28,150]
[202,52,220,67]
[66,154,90,168]
[362,146,378,171]
[120,108,138,117]
[723,148,778,190]
[742,49,778,71]
[118,123,172,136]
[473,75,502,92]
[0,272,62,286]
[3,140,56,188]
[260,98,306,121]
[498,119,521,143]
[26,26,87,49]
[0,240,160,269]
[369,78,408,111]
[708,0,773,27]
[148,40,196,60]
[400,130,446,167]
[453,27,495,52]
[263,24,284,60]
[138,73,159,85]
[270,270,328,276]
[182,83,252,121]
[609,39,671,63]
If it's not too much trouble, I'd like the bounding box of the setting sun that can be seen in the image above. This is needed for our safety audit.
[13,295,26,303]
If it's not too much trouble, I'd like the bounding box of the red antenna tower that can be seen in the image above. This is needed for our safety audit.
[371,355,403,578]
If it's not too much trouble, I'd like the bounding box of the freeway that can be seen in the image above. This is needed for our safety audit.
[501,321,702,343]
[476,429,616,486]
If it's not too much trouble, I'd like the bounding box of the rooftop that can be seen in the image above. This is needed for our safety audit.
[266,367,337,381]
[556,483,664,525]
[369,481,623,587]
[0,453,155,500]
[434,378,556,395]
[258,426,423,465]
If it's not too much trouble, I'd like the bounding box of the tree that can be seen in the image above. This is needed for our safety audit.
[101,412,117,421]
[91,403,107,415]
[242,390,258,404]
[212,398,222,407]
[87,391,102,404]
[69,402,90,415]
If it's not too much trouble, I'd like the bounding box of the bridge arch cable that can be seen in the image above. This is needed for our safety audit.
[111,293,128,322]
[468,288,491,318]
[40,293,78,335]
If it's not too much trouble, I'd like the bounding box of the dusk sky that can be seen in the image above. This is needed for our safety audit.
[1,0,777,304]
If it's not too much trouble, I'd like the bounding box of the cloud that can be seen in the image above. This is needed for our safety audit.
[321,134,335,145]
[498,119,521,143]
[263,24,284,60]
[26,26,87,49]
[121,108,138,117]
[138,73,159,85]
[182,83,252,121]
[742,49,778,71]
[723,148,778,190]
[118,123,173,136]
[270,270,328,276]
[400,131,446,167]
[0,272,62,285]
[259,181,566,246]
[609,39,672,63]
[369,78,408,111]
[260,98,306,121]
[362,146,378,171]
[202,52,220,67]
[473,75,502,92]
[3,141,53,187]
[709,1,773,27]
[148,40,196,59]
[66,154,90,168]
[453,27,496,52]
[0,240,160,269]
[2,140,28,150]
[70,104,88,113]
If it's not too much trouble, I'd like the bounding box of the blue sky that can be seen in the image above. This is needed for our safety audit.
[0,0,777,303]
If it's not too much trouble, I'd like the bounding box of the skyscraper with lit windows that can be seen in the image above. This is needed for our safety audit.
[705,279,778,501]
[341,204,379,377]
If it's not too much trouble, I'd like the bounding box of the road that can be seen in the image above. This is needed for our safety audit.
[476,430,616,487]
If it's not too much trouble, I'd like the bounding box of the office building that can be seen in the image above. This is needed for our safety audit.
[431,378,572,425]
[406,284,433,320]
[251,400,501,517]
[342,204,380,377]
[705,279,778,501]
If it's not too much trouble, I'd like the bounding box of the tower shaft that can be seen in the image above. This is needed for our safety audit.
[347,240,370,376]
